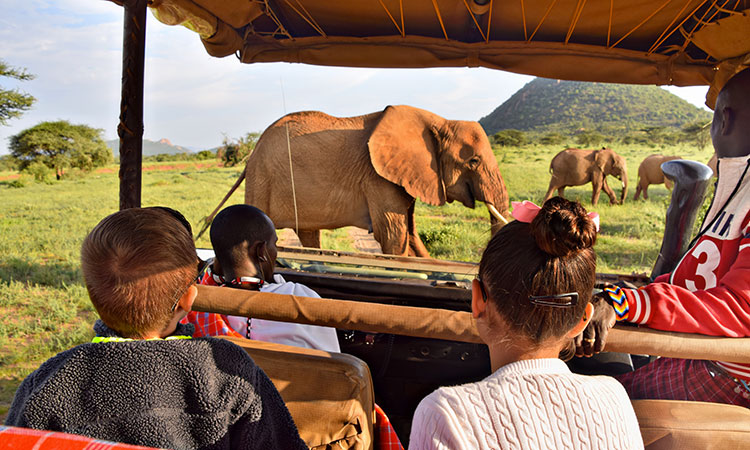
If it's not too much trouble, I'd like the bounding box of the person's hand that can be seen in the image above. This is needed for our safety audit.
[574,290,617,357]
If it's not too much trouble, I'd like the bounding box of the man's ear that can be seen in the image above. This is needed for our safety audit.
[471,278,487,319]
[177,285,197,313]
[567,302,594,338]
[718,106,734,136]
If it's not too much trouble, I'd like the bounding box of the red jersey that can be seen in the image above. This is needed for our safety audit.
[622,156,750,381]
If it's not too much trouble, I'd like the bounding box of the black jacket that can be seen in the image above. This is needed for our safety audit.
[6,321,307,450]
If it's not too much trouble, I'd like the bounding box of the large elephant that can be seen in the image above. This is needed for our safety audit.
[633,154,682,200]
[208,105,510,257]
[543,147,628,205]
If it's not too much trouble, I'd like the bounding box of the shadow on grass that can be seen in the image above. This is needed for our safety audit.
[0,257,82,288]
[0,378,21,423]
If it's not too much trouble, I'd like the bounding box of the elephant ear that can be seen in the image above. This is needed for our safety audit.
[368,105,447,206]
[594,149,613,175]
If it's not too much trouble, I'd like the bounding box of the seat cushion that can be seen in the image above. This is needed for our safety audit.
[632,399,750,449]
[221,336,374,450]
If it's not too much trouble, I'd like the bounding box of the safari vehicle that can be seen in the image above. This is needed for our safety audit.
[9,0,750,448]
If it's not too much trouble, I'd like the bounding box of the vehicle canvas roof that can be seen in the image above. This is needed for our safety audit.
[135,0,750,107]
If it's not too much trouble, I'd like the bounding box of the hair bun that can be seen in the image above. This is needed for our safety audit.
[530,197,597,257]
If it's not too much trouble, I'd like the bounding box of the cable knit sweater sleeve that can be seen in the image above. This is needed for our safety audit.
[409,390,474,450]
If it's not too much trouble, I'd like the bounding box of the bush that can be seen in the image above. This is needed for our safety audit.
[575,131,604,147]
[539,133,565,145]
[218,132,260,166]
[492,129,527,147]
[5,175,31,188]
[195,150,216,160]
[0,155,19,172]
[23,161,54,183]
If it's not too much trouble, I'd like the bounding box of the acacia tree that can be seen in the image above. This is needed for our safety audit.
[10,121,112,179]
[0,60,36,126]
[682,121,711,149]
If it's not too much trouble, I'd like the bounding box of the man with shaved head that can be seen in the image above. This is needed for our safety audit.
[585,68,750,407]
[182,204,340,352]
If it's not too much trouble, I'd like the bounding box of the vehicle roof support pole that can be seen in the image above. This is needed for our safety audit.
[118,0,147,210]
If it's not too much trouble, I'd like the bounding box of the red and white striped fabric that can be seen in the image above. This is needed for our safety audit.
[180,266,244,338]
[0,426,164,450]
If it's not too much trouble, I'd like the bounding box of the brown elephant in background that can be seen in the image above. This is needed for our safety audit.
[544,147,628,205]
[634,154,682,200]
[207,105,510,257]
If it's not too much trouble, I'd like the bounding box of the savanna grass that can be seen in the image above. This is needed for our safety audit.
[0,144,715,417]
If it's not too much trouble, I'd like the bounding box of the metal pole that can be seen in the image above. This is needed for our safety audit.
[118,0,147,210]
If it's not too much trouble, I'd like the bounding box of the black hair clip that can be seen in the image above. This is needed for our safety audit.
[528,292,579,308]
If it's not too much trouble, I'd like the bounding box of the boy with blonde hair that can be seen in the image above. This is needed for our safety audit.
[6,207,307,450]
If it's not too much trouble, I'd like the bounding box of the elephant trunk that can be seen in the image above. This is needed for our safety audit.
[480,168,511,235]
[620,168,629,204]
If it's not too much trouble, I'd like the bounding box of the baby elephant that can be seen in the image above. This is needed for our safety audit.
[634,154,682,200]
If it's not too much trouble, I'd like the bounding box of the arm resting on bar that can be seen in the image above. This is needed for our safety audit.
[195,285,750,364]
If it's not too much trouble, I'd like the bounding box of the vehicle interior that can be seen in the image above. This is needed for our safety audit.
[7,0,750,448]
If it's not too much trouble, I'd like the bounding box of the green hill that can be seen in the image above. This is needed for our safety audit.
[479,78,711,136]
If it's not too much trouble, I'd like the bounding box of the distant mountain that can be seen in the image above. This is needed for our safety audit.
[479,78,711,136]
[106,138,197,157]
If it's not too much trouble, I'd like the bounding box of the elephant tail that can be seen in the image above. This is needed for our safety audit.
[195,169,246,240]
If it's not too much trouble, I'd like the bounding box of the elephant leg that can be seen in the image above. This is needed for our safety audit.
[557,186,566,198]
[409,234,430,257]
[406,201,430,257]
[371,212,409,256]
[591,179,602,205]
[634,184,642,201]
[601,178,618,205]
[543,181,558,202]
[665,177,674,190]
[643,186,649,200]
[297,230,321,248]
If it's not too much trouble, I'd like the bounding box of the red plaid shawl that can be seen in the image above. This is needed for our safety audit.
[0,426,163,450]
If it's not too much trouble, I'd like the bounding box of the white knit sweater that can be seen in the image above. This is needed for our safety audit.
[409,358,643,450]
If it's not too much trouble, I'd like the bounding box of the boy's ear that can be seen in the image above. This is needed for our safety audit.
[567,302,594,338]
[177,285,197,313]
[471,278,487,319]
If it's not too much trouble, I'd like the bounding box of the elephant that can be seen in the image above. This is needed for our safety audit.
[543,147,628,205]
[633,154,682,200]
[206,105,511,257]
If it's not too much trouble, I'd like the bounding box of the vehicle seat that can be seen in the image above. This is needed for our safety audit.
[220,336,375,450]
[632,399,750,449]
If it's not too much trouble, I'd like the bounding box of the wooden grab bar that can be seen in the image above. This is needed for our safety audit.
[195,284,750,364]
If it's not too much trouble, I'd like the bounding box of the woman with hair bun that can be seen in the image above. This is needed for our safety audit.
[409,197,643,450]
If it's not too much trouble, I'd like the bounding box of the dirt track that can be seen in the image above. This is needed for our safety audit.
[278,227,382,254]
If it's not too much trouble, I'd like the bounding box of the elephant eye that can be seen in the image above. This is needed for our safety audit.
[468,156,481,167]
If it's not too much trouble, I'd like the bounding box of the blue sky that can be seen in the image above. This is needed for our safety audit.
[0,0,712,154]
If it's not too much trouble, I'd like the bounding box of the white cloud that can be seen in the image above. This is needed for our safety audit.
[0,1,714,154]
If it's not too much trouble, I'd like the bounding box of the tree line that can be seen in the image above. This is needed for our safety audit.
[491,122,710,149]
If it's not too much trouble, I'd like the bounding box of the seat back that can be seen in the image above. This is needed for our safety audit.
[220,336,374,450]
[632,399,750,449]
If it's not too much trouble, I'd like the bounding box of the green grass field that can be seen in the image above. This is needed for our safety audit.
[0,143,714,417]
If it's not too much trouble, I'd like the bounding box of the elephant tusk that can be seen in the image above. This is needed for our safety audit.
[487,204,509,225]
